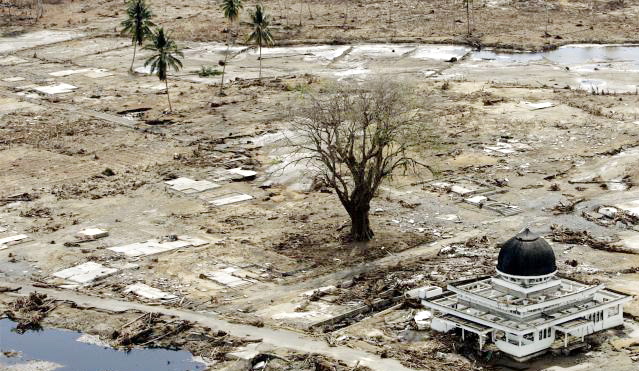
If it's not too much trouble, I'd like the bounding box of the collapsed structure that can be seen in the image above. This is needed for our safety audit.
[423,228,631,361]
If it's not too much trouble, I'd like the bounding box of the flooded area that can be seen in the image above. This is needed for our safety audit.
[0,319,206,371]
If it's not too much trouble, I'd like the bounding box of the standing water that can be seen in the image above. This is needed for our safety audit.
[0,319,206,371]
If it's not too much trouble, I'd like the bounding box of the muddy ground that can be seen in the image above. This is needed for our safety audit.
[2,0,639,370]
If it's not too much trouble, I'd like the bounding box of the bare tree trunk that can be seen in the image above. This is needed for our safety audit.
[165,78,172,112]
[349,204,374,241]
[130,42,137,72]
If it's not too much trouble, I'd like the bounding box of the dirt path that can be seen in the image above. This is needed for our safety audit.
[2,282,417,371]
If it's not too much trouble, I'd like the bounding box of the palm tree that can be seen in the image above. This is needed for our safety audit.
[247,4,274,79]
[144,28,184,112]
[463,0,472,36]
[219,0,243,95]
[121,0,155,72]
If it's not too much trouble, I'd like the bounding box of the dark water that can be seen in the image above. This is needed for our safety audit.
[0,319,205,371]
[472,44,639,66]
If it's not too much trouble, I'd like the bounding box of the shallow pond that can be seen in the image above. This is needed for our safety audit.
[0,319,206,371]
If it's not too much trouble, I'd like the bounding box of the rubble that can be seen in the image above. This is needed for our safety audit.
[549,224,633,253]
[123,283,178,301]
[4,293,54,332]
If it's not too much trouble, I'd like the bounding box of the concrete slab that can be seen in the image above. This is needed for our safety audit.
[108,236,208,257]
[2,76,25,82]
[0,56,27,65]
[124,283,177,300]
[76,228,109,241]
[53,262,118,284]
[201,267,253,287]
[84,69,114,79]
[165,177,220,194]
[616,200,639,217]
[227,168,257,179]
[209,193,254,207]
[523,101,555,110]
[49,69,91,77]
[0,234,29,250]
[465,195,488,205]
[0,30,83,54]
[34,83,78,95]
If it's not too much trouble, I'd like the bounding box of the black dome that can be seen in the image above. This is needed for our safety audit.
[497,228,557,277]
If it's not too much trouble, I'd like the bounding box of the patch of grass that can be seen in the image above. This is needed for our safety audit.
[197,66,222,77]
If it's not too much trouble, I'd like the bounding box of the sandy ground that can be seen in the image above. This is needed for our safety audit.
[5,0,639,50]
[2,1,639,370]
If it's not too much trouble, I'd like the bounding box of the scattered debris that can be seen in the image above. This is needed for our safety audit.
[548,198,585,214]
[4,292,54,332]
[549,224,632,253]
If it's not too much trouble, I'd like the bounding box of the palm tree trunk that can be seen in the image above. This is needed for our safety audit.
[259,44,262,79]
[299,0,303,26]
[130,42,137,72]
[466,0,471,35]
[219,27,232,95]
[165,78,172,112]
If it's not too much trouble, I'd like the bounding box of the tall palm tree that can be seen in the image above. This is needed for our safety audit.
[247,4,274,79]
[144,28,184,112]
[121,0,155,72]
[219,0,243,95]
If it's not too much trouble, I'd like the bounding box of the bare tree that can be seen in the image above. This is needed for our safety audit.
[291,81,428,242]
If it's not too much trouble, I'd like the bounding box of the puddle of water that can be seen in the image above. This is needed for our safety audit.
[0,319,206,371]
[472,44,639,67]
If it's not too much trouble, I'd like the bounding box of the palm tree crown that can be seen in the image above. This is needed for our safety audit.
[221,0,243,23]
[144,28,184,81]
[121,0,154,46]
[247,4,274,49]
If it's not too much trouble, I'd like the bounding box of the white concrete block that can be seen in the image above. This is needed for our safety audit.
[227,168,257,178]
[465,195,488,205]
[165,177,219,194]
[77,228,108,240]
[0,234,29,250]
[450,185,474,195]
[34,83,77,95]
[598,207,618,218]
[124,283,177,300]
[209,193,254,206]
[2,77,25,82]
[108,236,208,257]
[53,262,117,284]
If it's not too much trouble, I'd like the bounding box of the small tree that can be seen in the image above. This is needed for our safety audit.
[219,0,243,95]
[247,4,274,79]
[121,0,155,72]
[144,28,184,112]
[292,82,426,242]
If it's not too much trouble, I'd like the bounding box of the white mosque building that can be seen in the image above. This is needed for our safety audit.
[423,228,631,361]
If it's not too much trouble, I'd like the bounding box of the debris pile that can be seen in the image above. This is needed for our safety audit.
[4,292,54,332]
[549,225,631,253]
